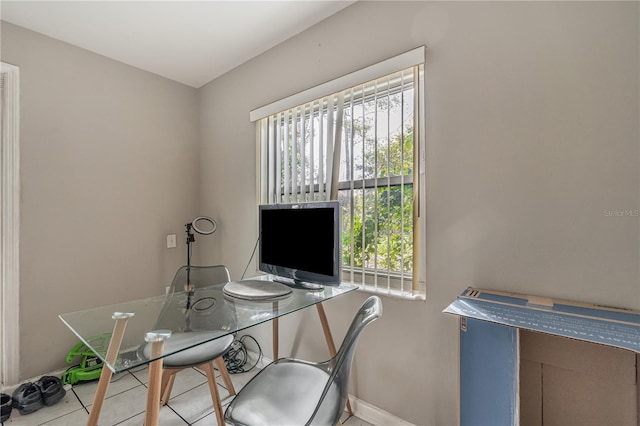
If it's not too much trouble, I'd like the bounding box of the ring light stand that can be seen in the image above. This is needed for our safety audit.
[184,216,217,330]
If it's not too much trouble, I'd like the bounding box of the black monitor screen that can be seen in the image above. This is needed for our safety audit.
[259,201,340,286]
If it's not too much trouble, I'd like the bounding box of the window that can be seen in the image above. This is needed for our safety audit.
[253,48,425,298]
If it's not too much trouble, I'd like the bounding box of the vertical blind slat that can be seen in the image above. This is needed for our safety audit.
[318,103,325,198]
[398,71,405,293]
[325,96,335,202]
[259,119,268,204]
[300,105,306,200]
[386,76,392,292]
[267,116,275,204]
[373,78,379,291]
[412,66,421,292]
[310,102,316,199]
[291,109,298,200]
[275,113,282,204]
[401,70,407,293]
[330,93,344,201]
[360,90,366,286]
[348,91,355,284]
[283,110,290,202]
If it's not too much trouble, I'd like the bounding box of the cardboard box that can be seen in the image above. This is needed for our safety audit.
[519,359,542,426]
[444,288,640,426]
[521,331,637,425]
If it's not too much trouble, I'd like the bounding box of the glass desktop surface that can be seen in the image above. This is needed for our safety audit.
[59,278,356,373]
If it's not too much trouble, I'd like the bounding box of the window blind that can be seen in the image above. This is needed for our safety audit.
[250,47,425,122]
[256,50,425,298]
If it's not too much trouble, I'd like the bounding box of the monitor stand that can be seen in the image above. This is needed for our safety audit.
[273,277,324,292]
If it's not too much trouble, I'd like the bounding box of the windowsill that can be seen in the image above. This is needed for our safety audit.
[352,283,426,301]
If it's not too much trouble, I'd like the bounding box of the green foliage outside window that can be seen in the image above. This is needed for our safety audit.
[339,126,414,275]
[276,81,416,280]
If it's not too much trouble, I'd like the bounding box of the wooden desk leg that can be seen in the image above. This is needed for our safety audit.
[201,362,225,426]
[144,330,171,426]
[316,302,353,416]
[272,301,279,360]
[86,312,134,426]
[272,318,279,360]
[215,357,236,396]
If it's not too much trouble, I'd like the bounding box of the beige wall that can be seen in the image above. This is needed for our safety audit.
[1,1,638,423]
[198,2,639,424]
[1,22,200,380]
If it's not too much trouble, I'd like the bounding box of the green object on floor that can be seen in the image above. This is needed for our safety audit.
[61,333,111,385]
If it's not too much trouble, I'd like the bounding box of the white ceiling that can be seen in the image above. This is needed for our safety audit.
[0,1,355,88]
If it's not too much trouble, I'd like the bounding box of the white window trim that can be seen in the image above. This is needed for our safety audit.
[1,62,20,386]
[250,46,425,122]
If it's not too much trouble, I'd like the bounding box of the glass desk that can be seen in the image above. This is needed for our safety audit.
[60,278,357,426]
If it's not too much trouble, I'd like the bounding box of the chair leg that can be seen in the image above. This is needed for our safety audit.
[215,356,236,395]
[200,362,225,426]
[160,369,178,406]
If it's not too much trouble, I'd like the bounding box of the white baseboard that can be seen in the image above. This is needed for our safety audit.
[348,395,415,426]
[1,367,70,395]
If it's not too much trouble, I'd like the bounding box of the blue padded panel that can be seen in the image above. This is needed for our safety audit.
[460,318,518,426]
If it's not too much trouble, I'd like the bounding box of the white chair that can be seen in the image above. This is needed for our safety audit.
[143,265,236,426]
[224,295,383,426]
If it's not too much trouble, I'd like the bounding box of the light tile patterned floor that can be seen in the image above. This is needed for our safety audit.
[3,357,373,426]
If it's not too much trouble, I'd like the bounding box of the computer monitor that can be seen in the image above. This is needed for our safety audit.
[259,201,341,289]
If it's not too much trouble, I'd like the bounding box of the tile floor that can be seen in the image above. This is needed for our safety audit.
[2,357,373,426]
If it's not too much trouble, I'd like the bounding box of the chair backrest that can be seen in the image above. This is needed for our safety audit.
[153,265,232,332]
[308,295,383,425]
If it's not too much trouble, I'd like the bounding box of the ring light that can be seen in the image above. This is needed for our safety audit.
[184,216,218,330]
[183,214,217,331]
[191,216,217,235]
[193,297,216,312]
[185,216,217,270]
